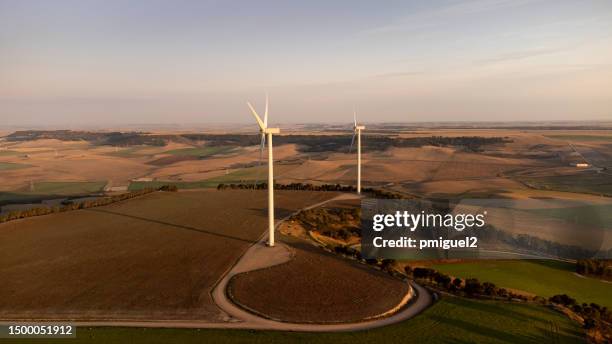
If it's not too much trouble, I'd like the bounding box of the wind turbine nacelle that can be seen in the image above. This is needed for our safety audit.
[265,128,280,134]
[355,125,366,130]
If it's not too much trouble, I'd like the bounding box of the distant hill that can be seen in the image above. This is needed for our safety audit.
[6,130,509,153]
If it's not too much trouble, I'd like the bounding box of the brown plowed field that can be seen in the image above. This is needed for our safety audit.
[0,190,337,321]
[228,240,410,323]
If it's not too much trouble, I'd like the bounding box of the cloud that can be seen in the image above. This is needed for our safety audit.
[370,71,423,79]
[361,0,540,35]
[476,47,568,65]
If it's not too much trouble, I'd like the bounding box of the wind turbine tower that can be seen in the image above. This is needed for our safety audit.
[349,110,365,194]
[247,95,280,247]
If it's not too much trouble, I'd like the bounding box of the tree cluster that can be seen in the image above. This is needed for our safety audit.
[6,130,170,147]
[576,259,612,279]
[294,207,361,240]
[158,184,178,192]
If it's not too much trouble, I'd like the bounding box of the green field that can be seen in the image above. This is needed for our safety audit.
[106,146,149,158]
[0,192,46,204]
[128,180,220,191]
[3,297,583,344]
[546,135,612,142]
[433,260,612,307]
[0,162,31,170]
[0,150,20,156]
[520,173,612,195]
[0,182,105,204]
[31,181,107,194]
[164,146,235,157]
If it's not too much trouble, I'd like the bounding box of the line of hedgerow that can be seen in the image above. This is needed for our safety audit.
[0,185,178,223]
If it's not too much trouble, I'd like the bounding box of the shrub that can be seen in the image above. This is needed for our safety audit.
[464,278,483,295]
[583,318,596,329]
[380,259,396,272]
[576,259,612,278]
[365,258,378,265]
[434,272,451,287]
[550,294,576,306]
[413,267,435,279]
[482,282,497,296]
[158,184,178,192]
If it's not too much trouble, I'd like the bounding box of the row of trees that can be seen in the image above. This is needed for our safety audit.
[0,186,176,223]
[6,130,170,147]
[217,182,357,192]
[405,266,529,301]
[549,294,611,341]
[217,182,406,199]
[184,133,509,153]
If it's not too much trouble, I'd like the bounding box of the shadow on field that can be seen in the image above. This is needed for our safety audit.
[430,315,578,344]
[527,259,574,272]
[247,207,298,219]
[445,297,542,324]
[85,208,253,243]
[430,315,522,343]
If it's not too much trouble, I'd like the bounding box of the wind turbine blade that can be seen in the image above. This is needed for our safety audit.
[349,132,356,153]
[247,102,266,130]
[264,93,269,128]
[255,133,266,185]
[353,108,357,127]
[260,133,266,159]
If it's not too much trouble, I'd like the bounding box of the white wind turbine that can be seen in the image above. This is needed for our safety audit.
[247,95,280,247]
[349,109,365,194]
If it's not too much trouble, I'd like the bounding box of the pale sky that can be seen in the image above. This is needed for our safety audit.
[1,0,612,126]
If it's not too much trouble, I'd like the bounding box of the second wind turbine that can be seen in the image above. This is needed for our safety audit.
[247,95,280,247]
[349,110,365,194]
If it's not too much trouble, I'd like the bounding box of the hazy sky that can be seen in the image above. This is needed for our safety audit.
[1,0,612,126]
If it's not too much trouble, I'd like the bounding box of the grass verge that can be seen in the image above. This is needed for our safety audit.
[432,260,612,307]
[1,297,584,344]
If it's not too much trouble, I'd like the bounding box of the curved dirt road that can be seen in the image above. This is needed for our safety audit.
[209,193,433,332]
[212,242,431,331]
